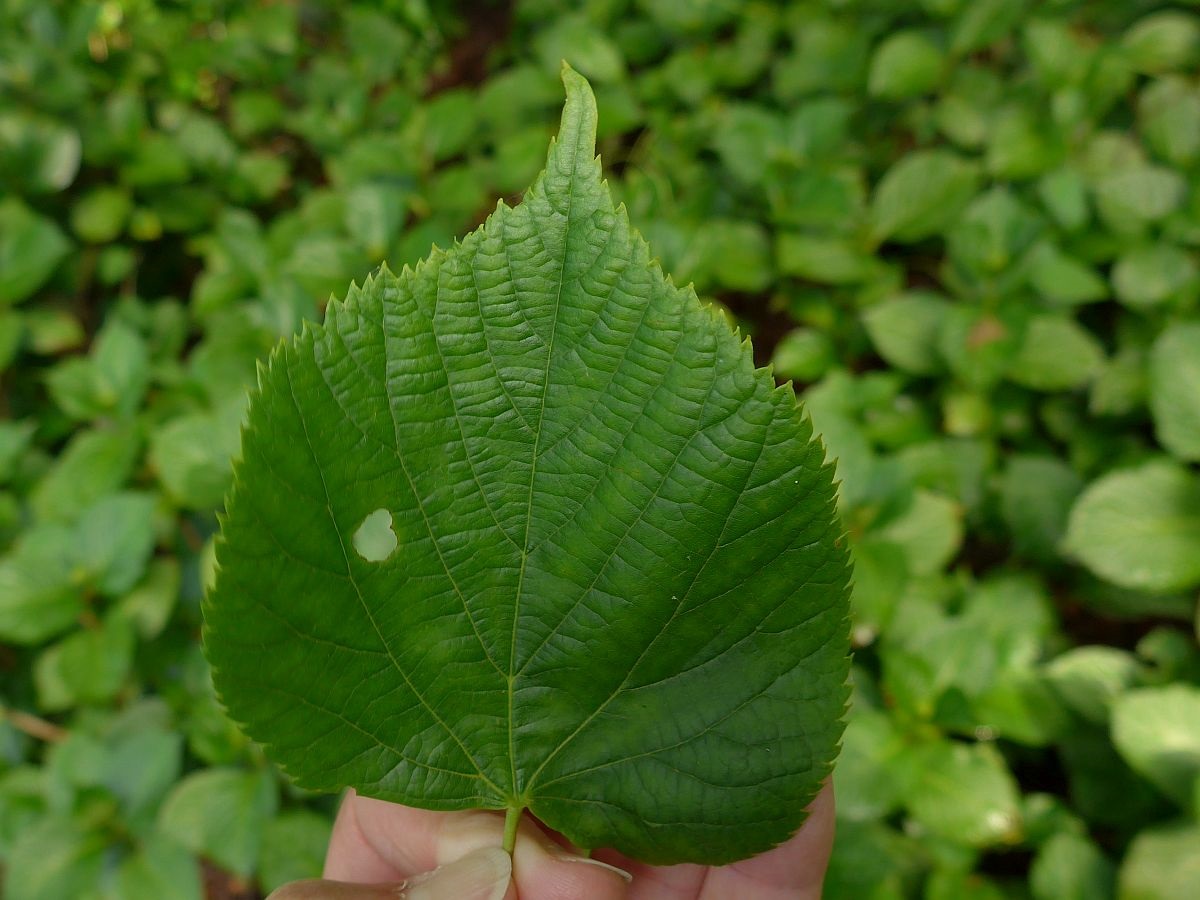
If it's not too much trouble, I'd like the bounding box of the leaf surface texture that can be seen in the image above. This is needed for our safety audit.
[205,68,850,865]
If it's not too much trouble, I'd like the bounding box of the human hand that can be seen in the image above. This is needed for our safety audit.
[268,782,835,899]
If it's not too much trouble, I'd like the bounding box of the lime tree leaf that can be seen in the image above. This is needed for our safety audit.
[1111,685,1200,807]
[204,67,851,865]
[1149,321,1200,461]
[1063,460,1200,592]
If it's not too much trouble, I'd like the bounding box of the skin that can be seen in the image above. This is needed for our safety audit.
[269,782,836,900]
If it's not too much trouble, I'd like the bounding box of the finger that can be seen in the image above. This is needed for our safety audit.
[512,824,631,900]
[324,792,630,899]
[270,846,511,900]
[326,791,516,881]
[698,780,837,900]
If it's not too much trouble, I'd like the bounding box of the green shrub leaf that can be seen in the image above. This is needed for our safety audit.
[204,68,851,865]
[1112,685,1200,808]
[1149,321,1200,461]
[1063,460,1200,592]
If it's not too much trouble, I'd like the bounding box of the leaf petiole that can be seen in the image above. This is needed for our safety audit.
[503,805,524,855]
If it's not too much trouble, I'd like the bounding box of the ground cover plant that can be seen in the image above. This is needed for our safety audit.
[1,0,1199,897]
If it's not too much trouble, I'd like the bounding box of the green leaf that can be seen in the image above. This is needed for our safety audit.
[869,150,979,244]
[103,728,184,825]
[74,492,157,597]
[876,490,962,577]
[986,107,1060,180]
[949,187,1042,277]
[848,536,906,642]
[1112,244,1197,310]
[1090,346,1147,418]
[1063,460,1200,593]
[1007,315,1104,392]
[0,524,82,646]
[111,834,202,900]
[1149,321,1200,461]
[1093,166,1185,232]
[824,819,921,900]
[862,293,952,376]
[113,559,181,640]
[2,816,107,900]
[1027,243,1108,306]
[0,420,34,485]
[1118,824,1200,900]
[696,219,772,291]
[1044,646,1140,725]
[34,616,135,712]
[0,198,70,306]
[1139,77,1200,167]
[1123,11,1200,74]
[344,182,408,261]
[259,810,333,893]
[157,768,278,878]
[535,17,625,84]
[1037,167,1090,231]
[712,104,783,185]
[904,740,1022,847]
[1112,685,1200,807]
[1000,455,1083,562]
[868,31,945,99]
[70,186,133,244]
[1030,832,1115,900]
[776,234,880,285]
[950,0,1028,54]
[29,425,142,523]
[150,407,242,510]
[46,320,150,421]
[770,329,834,383]
[204,68,851,865]
[835,704,907,822]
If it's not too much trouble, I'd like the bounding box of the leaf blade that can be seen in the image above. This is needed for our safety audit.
[205,67,850,865]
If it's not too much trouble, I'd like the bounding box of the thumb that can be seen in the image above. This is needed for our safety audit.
[268,846,512,900]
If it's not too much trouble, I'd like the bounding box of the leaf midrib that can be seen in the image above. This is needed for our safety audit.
[506,123,584,806]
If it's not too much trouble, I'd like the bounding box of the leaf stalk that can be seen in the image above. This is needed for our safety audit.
[503,806,523,855]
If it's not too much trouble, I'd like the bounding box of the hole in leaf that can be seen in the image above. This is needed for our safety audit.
[352,509,398,562]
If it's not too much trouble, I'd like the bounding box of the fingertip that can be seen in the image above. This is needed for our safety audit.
[512,830,631,900]
[405,846,512,900]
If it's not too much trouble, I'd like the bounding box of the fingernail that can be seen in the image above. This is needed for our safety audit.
[402,846,511,900]
[545,846,633,883]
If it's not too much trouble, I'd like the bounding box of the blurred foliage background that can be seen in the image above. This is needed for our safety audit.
[2,0,1200,897]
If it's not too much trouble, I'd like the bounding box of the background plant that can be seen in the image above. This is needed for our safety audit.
[1,1,1198,898]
